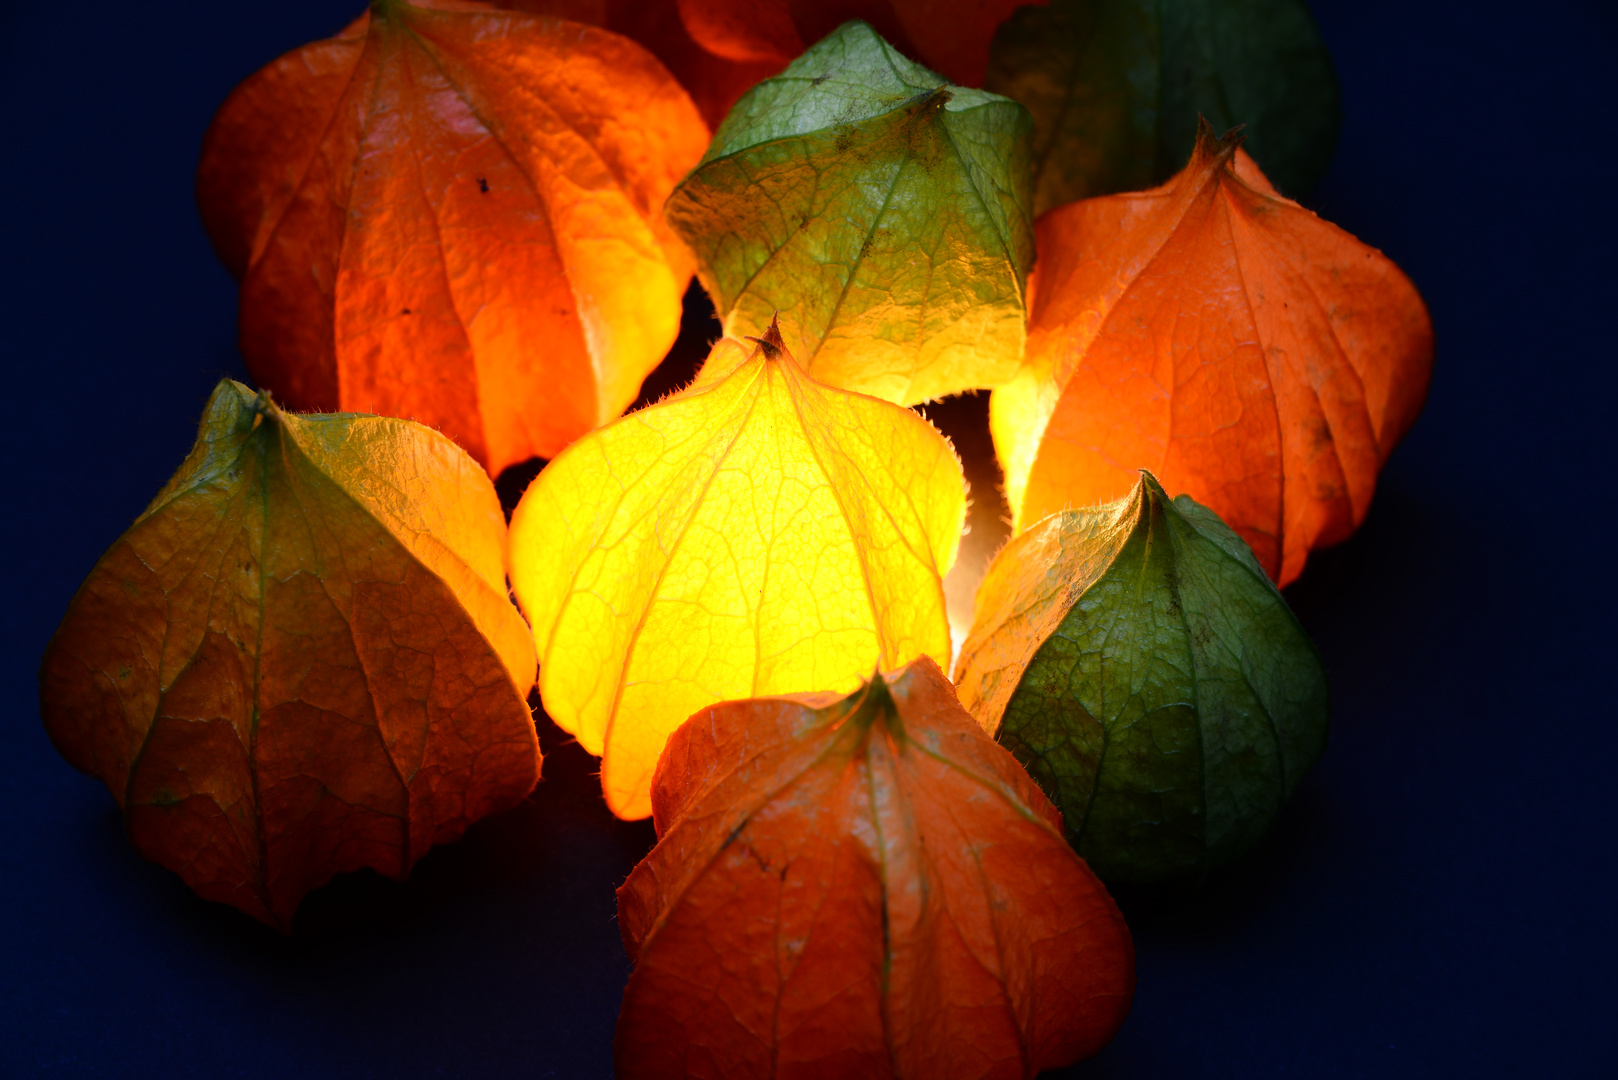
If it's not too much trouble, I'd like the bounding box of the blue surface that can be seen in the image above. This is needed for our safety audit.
[2,1,1614,1076]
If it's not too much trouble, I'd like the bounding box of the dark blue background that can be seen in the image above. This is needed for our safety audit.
[3,1,1614,1076]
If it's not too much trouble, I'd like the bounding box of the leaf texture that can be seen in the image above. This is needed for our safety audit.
[985,0,1340,213]
[665,21,1035,406]
[507,324,963,819]
[992,125,1433,584]
[616,656,1135,1077]
[954,472,1327,884]
[39,380,540,930]
[196,0,709,476]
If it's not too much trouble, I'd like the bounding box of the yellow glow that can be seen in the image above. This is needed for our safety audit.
[989,350,1063,533]
[508,333,964,819]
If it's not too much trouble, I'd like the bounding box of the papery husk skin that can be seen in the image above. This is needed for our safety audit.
[992,123,1433,586]
[664,20,1036,407]
[196,0,709,476]
[507,322,962,821]
[39,380,539,930]
[955,472,1328,886]
[616,656,1135,1078]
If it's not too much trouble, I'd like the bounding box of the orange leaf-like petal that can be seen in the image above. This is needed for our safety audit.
[992,123,1433,584]
[673,0,1043,85]
[39,380,539,930]
[678,0,803,62]
[197,0,709,476]
[616,656,1134,1078]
